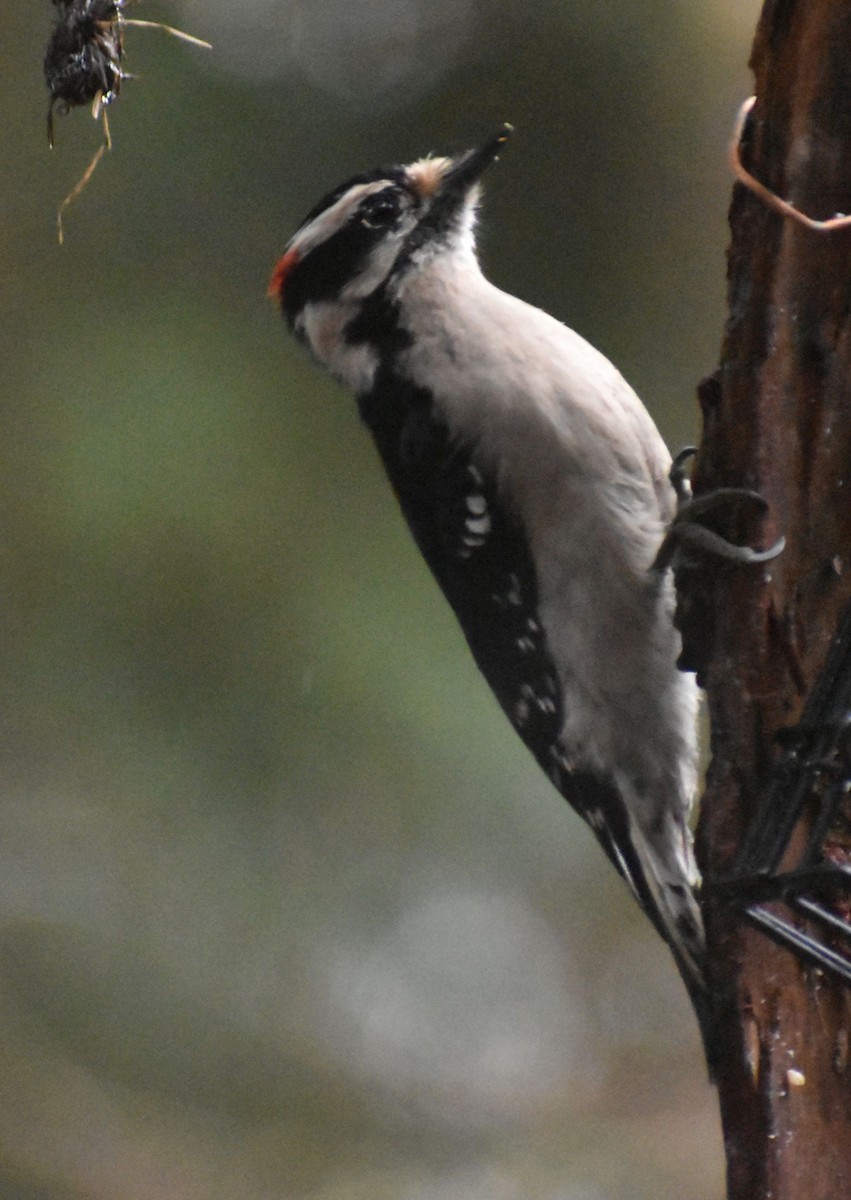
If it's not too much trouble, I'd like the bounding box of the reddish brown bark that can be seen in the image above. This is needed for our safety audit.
[687,2,851,1197]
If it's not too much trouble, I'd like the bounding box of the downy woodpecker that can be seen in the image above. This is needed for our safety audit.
[270,128,708,1045]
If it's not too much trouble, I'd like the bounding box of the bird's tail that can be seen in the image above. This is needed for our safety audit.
[615,813,719,1079]
[569,770,718,1076]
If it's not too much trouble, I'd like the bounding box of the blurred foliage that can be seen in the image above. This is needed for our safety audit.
[0,0,759,1195]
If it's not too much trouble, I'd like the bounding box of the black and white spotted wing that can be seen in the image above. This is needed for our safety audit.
[358,369,695,952]
[360,372,564,766]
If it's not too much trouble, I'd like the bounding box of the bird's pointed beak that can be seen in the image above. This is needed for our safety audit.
[440,124,513,197]
[401,125,512,255]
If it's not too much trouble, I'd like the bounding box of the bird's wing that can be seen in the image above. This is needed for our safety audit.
[361,374,708,1021]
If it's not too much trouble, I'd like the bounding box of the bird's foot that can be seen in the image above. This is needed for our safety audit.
[654,448,785,570]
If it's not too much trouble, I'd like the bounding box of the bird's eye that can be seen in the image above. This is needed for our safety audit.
[360,193,400,229]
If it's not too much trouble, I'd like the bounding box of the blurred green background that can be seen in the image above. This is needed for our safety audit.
[0,1,758,1196]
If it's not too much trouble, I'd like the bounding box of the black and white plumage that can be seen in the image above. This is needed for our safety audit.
[270,130,709,1051]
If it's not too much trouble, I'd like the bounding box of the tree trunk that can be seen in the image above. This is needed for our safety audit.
[686,2,851,1197]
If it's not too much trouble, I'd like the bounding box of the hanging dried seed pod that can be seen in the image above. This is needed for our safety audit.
[44,0,211,241]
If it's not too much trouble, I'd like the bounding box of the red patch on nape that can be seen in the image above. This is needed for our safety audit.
[268,247,300,303]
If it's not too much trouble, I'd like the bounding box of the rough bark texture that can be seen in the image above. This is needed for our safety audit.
[683,2,851,1197]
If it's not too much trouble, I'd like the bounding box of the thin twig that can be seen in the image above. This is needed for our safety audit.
[730,95,851,232]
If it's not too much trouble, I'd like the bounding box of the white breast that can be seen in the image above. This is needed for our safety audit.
[395,251,698,825]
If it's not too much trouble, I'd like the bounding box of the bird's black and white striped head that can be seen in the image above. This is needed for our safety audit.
[269,127,511,389]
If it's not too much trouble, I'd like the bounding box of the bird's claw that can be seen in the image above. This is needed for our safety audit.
[668,446,697,504]
[654,448,785,571]
[655,523,785,570]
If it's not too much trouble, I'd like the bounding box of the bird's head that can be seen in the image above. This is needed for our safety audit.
[269,127,511,383]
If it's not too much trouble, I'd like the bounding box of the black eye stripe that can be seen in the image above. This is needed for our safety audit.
[281,222,378,321]
[292,167,408,237]
[358,190,403,228]
[281,173,417,325]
